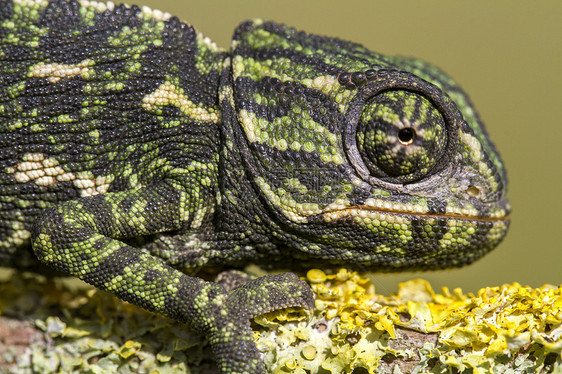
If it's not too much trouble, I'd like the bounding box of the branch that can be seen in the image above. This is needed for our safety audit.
[0,269,560,373]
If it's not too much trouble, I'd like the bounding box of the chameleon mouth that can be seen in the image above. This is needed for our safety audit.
[321,205,510,224]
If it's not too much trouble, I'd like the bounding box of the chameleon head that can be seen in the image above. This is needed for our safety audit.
[228,20,510,271]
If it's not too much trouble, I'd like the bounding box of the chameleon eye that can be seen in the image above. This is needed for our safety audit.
[355,90,447,184]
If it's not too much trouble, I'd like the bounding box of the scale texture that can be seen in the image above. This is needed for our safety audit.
[0,0,510,372]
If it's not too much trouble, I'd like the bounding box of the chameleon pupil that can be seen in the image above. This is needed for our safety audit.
[398,127,415,145]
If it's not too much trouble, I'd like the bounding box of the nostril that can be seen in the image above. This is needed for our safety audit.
[466,186,480,197]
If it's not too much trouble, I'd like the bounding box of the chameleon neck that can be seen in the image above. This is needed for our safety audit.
[215,60,314,266]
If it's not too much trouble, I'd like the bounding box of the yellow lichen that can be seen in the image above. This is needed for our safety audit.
[256,269,562,373]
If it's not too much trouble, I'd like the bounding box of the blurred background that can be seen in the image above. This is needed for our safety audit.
[3,1,560,295]
[139,0,561,294]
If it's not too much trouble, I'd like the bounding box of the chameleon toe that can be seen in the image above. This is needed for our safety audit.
[226,272,315,318]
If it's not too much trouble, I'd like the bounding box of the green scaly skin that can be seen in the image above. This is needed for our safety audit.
[0,0,510,372]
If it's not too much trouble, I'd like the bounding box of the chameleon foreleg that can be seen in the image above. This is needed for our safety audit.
[30,183,312,373]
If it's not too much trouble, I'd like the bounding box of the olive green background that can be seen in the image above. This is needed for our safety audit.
[3,1,560,295]
[139,0,561,293]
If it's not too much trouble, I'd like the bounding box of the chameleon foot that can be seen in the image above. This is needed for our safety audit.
[201,273,314,373]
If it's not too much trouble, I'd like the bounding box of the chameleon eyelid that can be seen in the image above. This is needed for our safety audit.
[343,70,462,189]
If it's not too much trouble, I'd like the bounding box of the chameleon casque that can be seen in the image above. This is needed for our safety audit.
[0,0,510,372]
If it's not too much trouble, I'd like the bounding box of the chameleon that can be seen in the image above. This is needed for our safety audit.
[0,0,510,372]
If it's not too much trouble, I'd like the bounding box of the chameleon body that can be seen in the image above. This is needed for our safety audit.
[0,0,510,372]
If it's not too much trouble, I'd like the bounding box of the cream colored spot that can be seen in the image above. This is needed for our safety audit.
[324,198,350,212]
[364,198,429,214]
[140,5,171,21]
[13,0,48,7]
[143,82,221,122]
[323,208,408,226]
[238,109,256,142]
[29,59,93,83]
[309,75,339,92]
[8,153,73,186]
[7,153,112,196]
[73,173,112,197]
[197,32,223,52]
[445,204,479,217]
[79,0,115,12]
